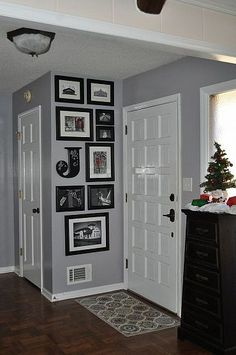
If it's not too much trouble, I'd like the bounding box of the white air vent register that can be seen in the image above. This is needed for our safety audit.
[67,264,92,285]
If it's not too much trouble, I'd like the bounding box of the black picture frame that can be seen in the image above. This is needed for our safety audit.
[85,143,115,182]
[96,109,114,125]
[65,213,109,255]
[96,126,115,142]
[55,75,84,104]
[56,186,85,212]
[87,79,114,106]
[88,184,114,210]
[56,106,93,141]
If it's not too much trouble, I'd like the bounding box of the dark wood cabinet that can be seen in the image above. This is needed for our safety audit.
[178,209,236,354]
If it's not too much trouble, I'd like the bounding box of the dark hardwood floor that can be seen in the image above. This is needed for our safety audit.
[0,273,211,354]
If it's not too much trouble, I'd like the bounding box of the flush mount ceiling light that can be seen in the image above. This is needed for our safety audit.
[7,27,55,57]
[137,0,167,14]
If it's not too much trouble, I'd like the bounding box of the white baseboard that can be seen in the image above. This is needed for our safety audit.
[45,283,126,302]
[14,267,21,276]
[0,266,15,274]
[41,288,53,302]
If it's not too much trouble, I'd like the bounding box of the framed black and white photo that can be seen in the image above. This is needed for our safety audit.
[87,79,114,106]
[56,186,85,212]
[96,109,114,125]
[96,126,114,142]
[65,213,109,255]
[56,107,93,141]
[88,185,114,210]
[85,143,114,182]
[55,75,84,104]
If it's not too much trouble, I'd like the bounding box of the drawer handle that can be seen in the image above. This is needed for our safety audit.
[195,320,209,329]
[196,251,209,258]
[195,273,209,282]
[195,297,208,306]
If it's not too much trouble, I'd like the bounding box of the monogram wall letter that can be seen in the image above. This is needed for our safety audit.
[56,147,82,178]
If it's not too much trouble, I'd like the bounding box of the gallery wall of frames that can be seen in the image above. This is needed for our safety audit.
[54,75,116,257]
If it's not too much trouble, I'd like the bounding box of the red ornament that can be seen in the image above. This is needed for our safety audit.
[227,196,236,207]
[200,194,210,201]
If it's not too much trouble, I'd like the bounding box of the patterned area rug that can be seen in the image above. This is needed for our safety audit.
[76,291,179,337]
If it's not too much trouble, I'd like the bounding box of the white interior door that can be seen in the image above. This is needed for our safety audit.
[126,96,180,313]
[19,107,41,288]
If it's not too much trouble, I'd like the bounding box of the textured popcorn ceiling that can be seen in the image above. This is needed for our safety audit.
[0,17,184,95]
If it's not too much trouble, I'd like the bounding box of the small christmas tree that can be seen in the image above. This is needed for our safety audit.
[200,142,236,192]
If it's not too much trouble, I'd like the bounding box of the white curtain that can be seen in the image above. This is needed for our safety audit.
[209,90,236,196]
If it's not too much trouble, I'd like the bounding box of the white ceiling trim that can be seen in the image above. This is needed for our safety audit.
[177,0,236,16]
[0,0,236,61]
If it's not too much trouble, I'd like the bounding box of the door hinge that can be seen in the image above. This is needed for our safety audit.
[125,193,128,203]
[125,258,128,269]
[20,248,23,256]
[125,125,128,135]
[16,131,22,140]
[18,190,22,199]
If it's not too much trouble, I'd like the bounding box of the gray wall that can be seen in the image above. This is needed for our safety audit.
[13,72,53,291]
[123,57,236,207]
[12,71,123,295]
[11,57,234,295]
[0,95,14,268]
[51,73,123,293]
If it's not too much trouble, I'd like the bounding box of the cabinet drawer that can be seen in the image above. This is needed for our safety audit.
[186,241,219,269]
[183,285,221,317]
[187,220,217,243]
[182,310,223,343]
[185,265,220,291]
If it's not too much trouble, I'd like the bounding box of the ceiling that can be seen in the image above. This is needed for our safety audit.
[0,17,184,96]
[1,0,235,95]
[178,0,236,14]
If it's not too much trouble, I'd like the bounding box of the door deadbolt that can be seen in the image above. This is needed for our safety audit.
[170,193,175,201]
[32,208,40,214]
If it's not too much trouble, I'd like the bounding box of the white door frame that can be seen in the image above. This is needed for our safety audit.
[123,94,182,316]
[18,105,43,291]
[200,79,236,185]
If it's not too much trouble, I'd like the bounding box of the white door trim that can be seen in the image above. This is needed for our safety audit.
[0,1,236,60]
[18,105,43,291]
[200,79,236,186]
[123,94,182,316]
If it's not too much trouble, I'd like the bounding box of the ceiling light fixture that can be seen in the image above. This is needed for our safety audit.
[7,27,55,57]
[137,0,167,14]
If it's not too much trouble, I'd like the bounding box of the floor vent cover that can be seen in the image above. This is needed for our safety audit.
[67,264,92,285]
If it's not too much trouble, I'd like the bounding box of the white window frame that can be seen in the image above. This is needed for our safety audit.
[200,79,236,186]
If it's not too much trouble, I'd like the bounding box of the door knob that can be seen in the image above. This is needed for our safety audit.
[163,209,175,222]
[32,208,40,214]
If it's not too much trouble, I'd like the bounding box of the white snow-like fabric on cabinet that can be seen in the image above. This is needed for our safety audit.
[200,203,230,213]
[228,205,236,215]
[184,202,236,214]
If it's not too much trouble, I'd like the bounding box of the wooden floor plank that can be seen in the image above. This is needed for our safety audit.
[0,274,211,354]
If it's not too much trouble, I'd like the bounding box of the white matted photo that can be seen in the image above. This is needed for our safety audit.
[65,213,109,255]
[87,79,114,106]
[55,75,84,104]
[56,107,93,141]
[85,143,115,182]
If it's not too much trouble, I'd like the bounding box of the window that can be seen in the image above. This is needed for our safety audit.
[201,83,236,197]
